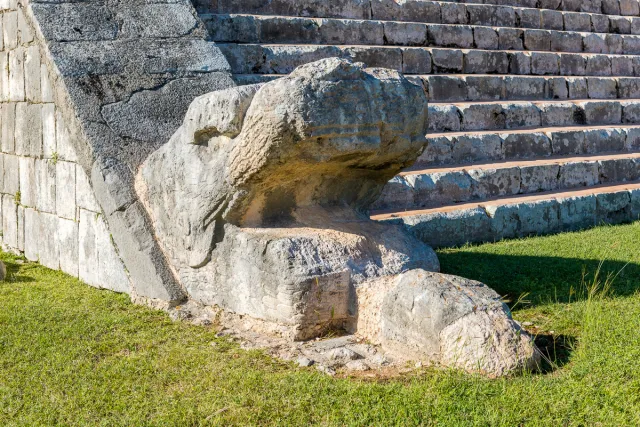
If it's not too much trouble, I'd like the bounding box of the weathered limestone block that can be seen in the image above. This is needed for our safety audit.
[372,176,415,210]
[468,167,521,199]
[428,104,461,132]
[140,58,438,328]
[56,161,76,220]
[139,58,537,373]
[559,161,599,188]
[388,207,493,248]
[551,130,586,155]
[503,132,551,159]
[2,194,17,249]
[58,217,79,277]
[520,164,560,193]
[451,134,502,164]
[558,195,597,231]
[597,191,632,224]
[411,171,473,207]
[356,270,539,377]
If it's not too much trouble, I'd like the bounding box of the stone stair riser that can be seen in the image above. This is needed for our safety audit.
[233,74,640,102]
[374,156,640,210]
[207,15,640,56]
[220,43,640,77]
[379,189,640,248]
[424,75,640,101]
[200,0,640,23]
[428,100,640,133]
[421,127,639,166]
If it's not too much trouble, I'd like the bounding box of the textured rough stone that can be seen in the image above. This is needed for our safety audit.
[78,209,101,288]
[8,47,24,102]
[468,167,521,199]
[551,130,586,155]
[2,154,19,195]
[398,207,493,248]
[140,58,439,339]
[18,156,35,208]
[373,176,415,210]
[451,134,502,164]
[596,191,632,224]
[35,159,56,214]
[584,128,626,153]
[58,217,79,277]
[428,104,461,132]
[520,164,560,193]
[559,161,599,188]
[558,195,597,231]
[56,161,76,220]
[503,132,552,159]
[2,194,17,249]
[1,103,15,153]
[360,270,539,376]
[411,171,473,207]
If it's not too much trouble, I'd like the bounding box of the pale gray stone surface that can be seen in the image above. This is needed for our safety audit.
[136,59,447,344]
[367,270,539,376]
[12,0,238,303]
[78,208,100,289]
[2,194,17,248]
[18,156,35,208]
[35,159,55,214]
[58,217,79,278]
[55,161,76,220]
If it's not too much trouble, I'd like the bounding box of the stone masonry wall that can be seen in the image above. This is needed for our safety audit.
[0,0,129,292]
[23,0,234,304]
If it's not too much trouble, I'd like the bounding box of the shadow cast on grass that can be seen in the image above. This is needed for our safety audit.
[438,252,638,373]
[1,259,36,284]
[534,334,575,373]
[437,252,640,307]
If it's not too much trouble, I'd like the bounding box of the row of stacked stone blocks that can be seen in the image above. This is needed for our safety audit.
[0,1,129,293]
[376,153,640,210]
[223,44,640,76]
[199,0,640,20]
[382,189,640,247]
[421,127,640,166]
[210,14,640,54]
[421,75,640,102]
[428,99,640,132]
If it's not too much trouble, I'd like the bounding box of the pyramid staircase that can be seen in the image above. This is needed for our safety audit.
[194,0,640,247]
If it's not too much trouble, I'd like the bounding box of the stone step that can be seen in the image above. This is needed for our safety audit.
[371,181,640,248]
[219,43,640,76]
[428,98,640,133]
[232,74,640,102]
[206,14,640,56]
[442,0,640,16]
[196,0,640,21]
[202,2,640,34]
[373,152,640,210]
[425,74,640,101]
[420,124,640,166]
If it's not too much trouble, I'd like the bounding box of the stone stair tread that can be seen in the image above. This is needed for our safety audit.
[403,151,640,175]
[203,1,640,31]
[370,180,640,219]
[221,42,640,58]
[207,13,640,56]
[203,11,640,26]
[431,98,640,107]
[204,0,640,17]
[238,72,640,78]
[428,123,640,138]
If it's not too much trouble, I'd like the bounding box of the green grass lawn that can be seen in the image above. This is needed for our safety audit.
[3,223,640,426]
